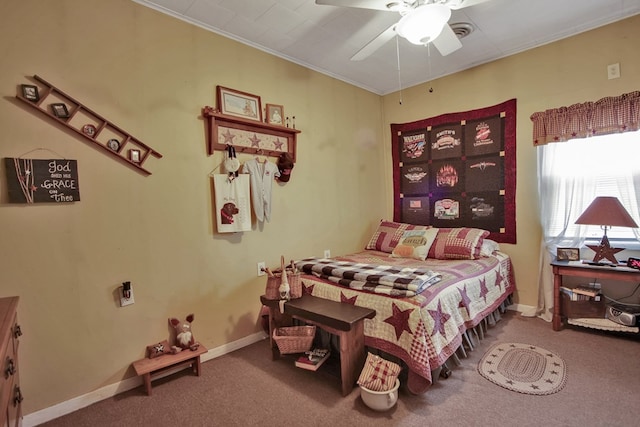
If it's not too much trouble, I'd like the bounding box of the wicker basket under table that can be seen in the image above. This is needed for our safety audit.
[272,325,315,354]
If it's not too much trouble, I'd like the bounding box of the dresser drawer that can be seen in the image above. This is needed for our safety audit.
[0,297,20,427]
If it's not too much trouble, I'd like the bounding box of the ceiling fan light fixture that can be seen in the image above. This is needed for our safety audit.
[395,4,451,45]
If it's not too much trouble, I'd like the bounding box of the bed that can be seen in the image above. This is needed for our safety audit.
[294,222,515,394]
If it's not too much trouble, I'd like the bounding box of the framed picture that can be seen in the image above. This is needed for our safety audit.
[21,84,39,102]
[107,138,120,151]
[82,124,97,138]
[129,149,141,163]
[265,104,284,125]
[556,247,580,261]
[50,103,70,119]
[216,86,262,122]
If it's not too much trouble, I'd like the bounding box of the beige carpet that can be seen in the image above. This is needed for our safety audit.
[477,342,567,395]
[39,311,640,427]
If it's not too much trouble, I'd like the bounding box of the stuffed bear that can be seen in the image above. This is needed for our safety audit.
[169,314,199,352]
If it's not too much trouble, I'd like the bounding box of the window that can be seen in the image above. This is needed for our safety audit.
[538,130,640,244]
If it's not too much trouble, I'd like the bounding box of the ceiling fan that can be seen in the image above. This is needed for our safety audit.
[315,0,491,60]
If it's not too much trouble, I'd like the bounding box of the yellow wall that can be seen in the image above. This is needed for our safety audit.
[0,0,386,413]
[382,15,640,308]
[1,0,639,416]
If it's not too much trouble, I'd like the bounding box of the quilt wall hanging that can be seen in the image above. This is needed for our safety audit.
[391,99,516,244]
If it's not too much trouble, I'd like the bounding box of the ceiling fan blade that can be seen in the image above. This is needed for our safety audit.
[431,23,462,56]
[446,0,492,10]
[351,24,397,61]
[315,0,396,12]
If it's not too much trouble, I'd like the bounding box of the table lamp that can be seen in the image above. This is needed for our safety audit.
[574,196,638,264]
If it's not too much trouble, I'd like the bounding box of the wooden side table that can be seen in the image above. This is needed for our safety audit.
[551,260,640,331]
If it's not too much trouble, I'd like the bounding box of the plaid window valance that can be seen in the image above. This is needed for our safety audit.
[530,91,640,145]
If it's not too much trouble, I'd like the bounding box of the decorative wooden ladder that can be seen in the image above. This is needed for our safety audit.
[16,75,162,175]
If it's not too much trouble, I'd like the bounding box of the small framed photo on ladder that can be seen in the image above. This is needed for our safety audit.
[129,149,141,163]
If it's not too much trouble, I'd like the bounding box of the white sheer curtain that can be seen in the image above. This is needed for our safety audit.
[527,131,640,321]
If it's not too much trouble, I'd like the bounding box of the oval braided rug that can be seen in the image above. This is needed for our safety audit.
[477,342,567,395]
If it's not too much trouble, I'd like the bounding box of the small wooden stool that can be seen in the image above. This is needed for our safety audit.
[132,345,207,395]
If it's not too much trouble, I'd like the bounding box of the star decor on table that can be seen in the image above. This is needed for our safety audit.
[586,235,624,264]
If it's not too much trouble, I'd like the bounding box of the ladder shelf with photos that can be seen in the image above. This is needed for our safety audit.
[16,75,162,175]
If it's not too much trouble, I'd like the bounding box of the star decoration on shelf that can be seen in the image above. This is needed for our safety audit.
[587,236,624,264]
[384,303,413,340]
[249,133,261,148]
[273,138,284,150]
[221,129,236,144]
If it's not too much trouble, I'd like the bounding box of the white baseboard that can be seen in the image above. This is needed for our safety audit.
[22,331,268,427]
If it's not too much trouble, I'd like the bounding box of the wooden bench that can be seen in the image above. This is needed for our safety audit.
[132,345,208,395]
[260,294,376,396]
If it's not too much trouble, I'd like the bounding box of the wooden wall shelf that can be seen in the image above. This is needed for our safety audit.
[16,75,162,176]
[202,106,300,161]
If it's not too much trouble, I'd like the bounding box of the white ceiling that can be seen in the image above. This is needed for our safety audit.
[131,0,640,95]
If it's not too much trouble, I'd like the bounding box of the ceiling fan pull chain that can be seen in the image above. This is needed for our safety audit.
[396,35,403,105]
[426,43,434,92]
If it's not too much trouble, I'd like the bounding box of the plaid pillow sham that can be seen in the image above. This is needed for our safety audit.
[365,220,429,254]
[427,227,490,260]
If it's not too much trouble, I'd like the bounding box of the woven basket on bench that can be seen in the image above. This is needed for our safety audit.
[264,256,302,300]
[272,325,315,354]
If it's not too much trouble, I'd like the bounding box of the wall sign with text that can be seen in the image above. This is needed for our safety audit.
[4,158,80,203]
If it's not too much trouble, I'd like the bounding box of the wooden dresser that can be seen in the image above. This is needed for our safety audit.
[0,297,22,427]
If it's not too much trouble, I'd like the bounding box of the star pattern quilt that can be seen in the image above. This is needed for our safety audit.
[298,249,515,394]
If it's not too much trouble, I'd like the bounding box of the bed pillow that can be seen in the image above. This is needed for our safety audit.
[427,227,490,260]
[365,220,429,253]
[391,228,439,260]
[480,239,500,257]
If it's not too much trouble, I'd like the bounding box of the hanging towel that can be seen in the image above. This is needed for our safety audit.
[213,174,251,233]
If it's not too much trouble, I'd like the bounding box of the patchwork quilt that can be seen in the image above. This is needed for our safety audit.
[297,250,515,394]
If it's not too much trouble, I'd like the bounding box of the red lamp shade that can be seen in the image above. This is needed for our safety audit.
[574,197,638,229]
[574,196,638,264]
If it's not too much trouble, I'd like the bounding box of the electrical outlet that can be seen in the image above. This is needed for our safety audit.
[120,288,134,307]
[607,63,620,79]
[324,249,331,258]
[257,261,266,277]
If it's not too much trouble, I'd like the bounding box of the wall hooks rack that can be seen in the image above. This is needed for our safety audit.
[202,106,300,162]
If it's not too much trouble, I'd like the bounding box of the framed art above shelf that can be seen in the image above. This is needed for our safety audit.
[15,75,163,176]
[202,106,300,161]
